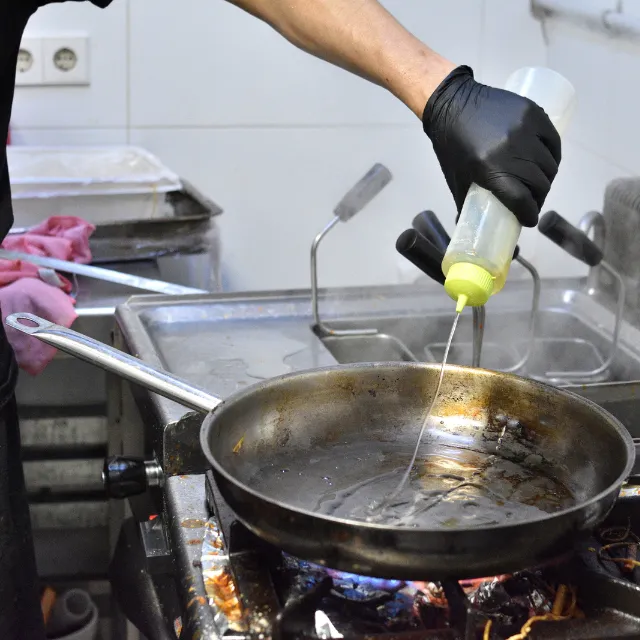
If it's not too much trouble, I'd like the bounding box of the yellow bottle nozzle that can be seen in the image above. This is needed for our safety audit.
[455,295,468,314]
[444,262,494,310]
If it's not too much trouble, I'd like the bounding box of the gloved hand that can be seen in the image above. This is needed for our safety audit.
[422,66,561,228]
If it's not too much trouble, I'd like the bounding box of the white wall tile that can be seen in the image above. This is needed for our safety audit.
[9,129,128,146]
[128,0,483,128]
[381,1,484,69]
[622,0,640,17]
[130,126,456,291]
[480,0,547,87]
[12,0,127,129]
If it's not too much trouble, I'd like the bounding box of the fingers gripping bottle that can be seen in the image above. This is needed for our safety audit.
[442,67,576,313]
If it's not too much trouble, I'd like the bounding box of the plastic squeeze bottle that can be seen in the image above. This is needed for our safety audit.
[442,67,576,313]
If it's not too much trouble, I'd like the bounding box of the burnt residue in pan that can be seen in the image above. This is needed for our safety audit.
[246,420,576,529]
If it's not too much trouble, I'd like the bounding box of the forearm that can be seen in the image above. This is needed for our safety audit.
[225,0,455,118]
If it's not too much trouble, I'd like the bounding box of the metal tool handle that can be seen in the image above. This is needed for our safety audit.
[6,313,221,413]
[333,163,392,221]
[395,229,446,285]
[0,249,207,296]
[538,211,604,267]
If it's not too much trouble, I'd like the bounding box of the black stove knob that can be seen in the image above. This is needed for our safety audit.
[103,456,164,499]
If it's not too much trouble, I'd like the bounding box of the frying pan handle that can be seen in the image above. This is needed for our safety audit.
[6,313,221,414]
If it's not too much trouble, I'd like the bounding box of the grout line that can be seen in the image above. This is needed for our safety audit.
[477,0,487,80]
[125,0,131,144]
[11,123,417,132]
[120,123,418,131]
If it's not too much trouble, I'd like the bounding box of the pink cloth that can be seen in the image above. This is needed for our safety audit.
[1,279,77,376]
[0,216,95,375]
[2,215,95,263]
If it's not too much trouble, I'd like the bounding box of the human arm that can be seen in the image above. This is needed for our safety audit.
[225,0,454,118]
[224,0,561,226]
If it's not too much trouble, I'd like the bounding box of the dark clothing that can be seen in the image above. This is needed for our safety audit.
[0,394,44,639]
[0,1,112,637]
[0,2,35,242]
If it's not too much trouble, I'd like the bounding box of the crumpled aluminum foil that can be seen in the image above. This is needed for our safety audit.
[201,518,246,634]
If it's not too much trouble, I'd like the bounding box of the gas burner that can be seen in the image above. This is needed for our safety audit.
[284,554,403,601]
[278,555,422,638]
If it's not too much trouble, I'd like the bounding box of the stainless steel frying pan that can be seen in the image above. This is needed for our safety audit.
[7,312,635,580]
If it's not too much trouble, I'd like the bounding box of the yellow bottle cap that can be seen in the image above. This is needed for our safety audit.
[444,262,494,312]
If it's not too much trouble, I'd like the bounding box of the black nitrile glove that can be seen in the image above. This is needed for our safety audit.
[422,66,561,228]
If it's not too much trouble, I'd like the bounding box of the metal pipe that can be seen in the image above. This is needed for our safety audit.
[310,163,393,339]
[310,216,341,336]
[310,218,378,338]
[579,210,606,292]
[471,306,485,368]
[579,210,606,248]
[503,255,541,373]
[531,0,640,42]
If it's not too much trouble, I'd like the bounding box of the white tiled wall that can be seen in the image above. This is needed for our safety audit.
[10,0,637,289]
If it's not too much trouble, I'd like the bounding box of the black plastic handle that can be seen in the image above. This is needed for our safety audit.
[412,211,450,253]
[538,211,603,267]
[103,456,148,499]
[396,229,445,286]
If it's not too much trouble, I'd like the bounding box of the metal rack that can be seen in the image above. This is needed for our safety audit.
[533,210,625,384]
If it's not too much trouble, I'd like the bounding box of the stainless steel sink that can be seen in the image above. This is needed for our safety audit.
[319,307,640,384]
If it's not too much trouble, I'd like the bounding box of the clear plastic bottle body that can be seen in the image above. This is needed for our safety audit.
[442,185,520,294]
[442,67,576,300]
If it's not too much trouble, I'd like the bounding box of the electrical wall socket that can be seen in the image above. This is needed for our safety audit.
[42,36,90,85]
[15,35,90,86]
[15,38,44,86]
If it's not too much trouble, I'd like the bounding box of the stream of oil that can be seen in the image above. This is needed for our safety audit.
[366,311,462,523]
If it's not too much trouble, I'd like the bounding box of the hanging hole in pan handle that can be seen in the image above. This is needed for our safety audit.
[396,229,445,286]
[6,313,54,333]
[539,211,604,267]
